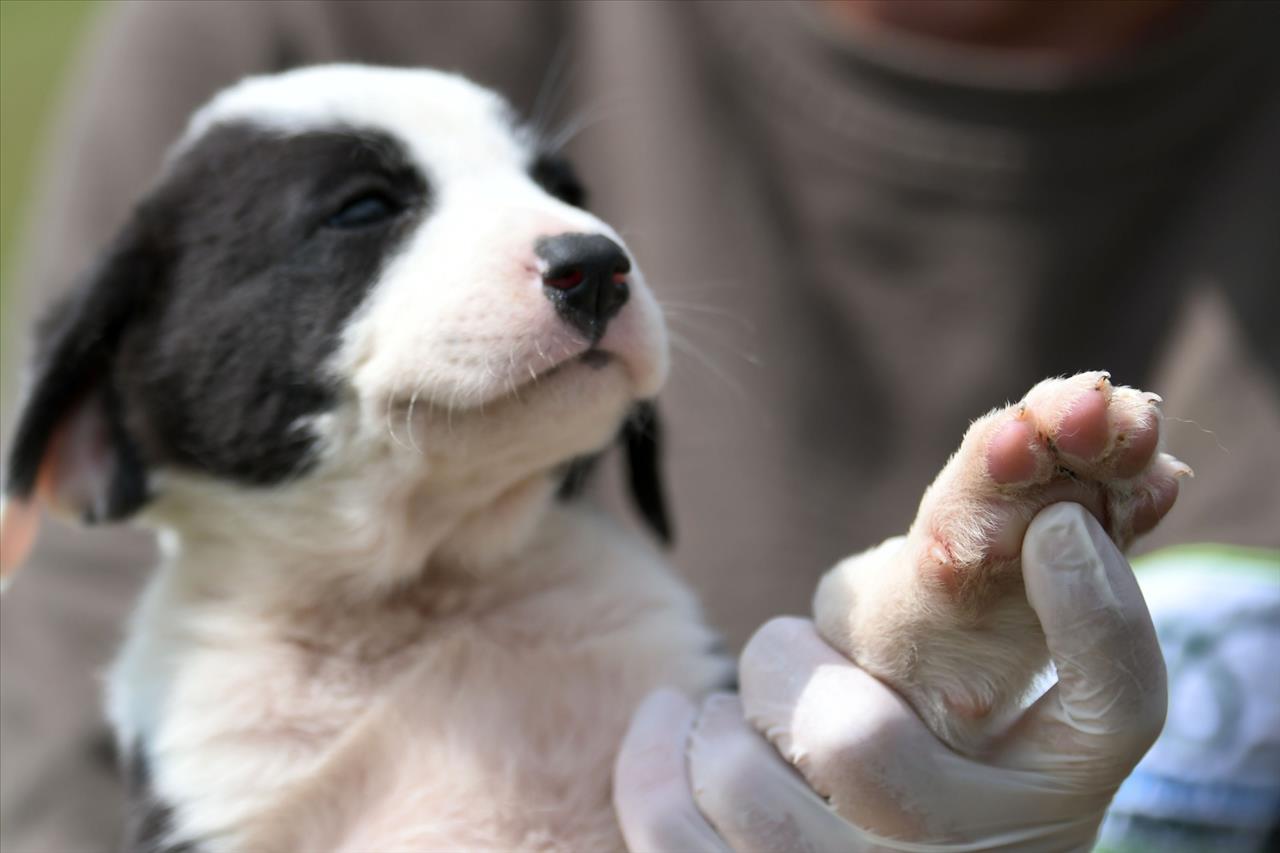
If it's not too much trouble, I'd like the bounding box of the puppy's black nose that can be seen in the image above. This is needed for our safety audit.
[536,233,631,342]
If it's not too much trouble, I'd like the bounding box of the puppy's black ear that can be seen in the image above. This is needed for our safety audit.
[1,217,160,582]
[623,401,673,545]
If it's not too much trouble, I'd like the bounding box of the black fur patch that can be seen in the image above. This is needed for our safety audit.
[623,401,673,544]
[555,454,600,501]
[4,225,161,516]
[530,152,586,208]
[5,123,429,509]
[124,748,198,853]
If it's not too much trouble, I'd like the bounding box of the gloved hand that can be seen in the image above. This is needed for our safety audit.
[614,503,1167,852]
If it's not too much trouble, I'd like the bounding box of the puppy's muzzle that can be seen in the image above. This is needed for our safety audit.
[537,233,630,343]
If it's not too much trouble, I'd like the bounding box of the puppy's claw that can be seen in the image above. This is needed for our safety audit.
[1161,453,1195,479]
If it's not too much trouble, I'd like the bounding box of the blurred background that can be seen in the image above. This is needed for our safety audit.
[0,0,97,317]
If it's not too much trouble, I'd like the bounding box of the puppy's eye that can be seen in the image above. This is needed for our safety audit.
[326,193,400,229]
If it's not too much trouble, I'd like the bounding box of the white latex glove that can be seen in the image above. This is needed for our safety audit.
[614,504,1167,852]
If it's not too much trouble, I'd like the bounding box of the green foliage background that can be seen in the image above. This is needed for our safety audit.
[0,0,100,317]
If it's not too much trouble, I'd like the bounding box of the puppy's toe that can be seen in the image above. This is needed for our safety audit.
[817,372,1189,753]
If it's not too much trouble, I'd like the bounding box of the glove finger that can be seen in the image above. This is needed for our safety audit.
[614,688,732,853]
[688,692,864,853]
[998,503,1167,780]
[740,617,955,839]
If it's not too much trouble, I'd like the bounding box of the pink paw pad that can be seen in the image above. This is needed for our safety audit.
[985,418,1039,485]
[1054,387,1109,461]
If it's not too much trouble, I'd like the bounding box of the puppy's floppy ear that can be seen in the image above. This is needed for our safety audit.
[0,217,160,585]
[623,401,673,545]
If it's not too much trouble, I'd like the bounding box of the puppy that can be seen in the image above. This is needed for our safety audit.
[0,65,1185,851]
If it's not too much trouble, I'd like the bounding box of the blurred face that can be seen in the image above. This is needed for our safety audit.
[825,0,1191,59]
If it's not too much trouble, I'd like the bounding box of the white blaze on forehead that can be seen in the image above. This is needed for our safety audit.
[180,64,528,173]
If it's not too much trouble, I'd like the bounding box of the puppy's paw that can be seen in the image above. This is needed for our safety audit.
[815,372,1188,753]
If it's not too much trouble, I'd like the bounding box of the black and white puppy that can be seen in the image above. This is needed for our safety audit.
[1,65,729,851]
[1,63,1186,853]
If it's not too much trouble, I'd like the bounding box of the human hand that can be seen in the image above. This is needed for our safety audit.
[614,503,1167,852]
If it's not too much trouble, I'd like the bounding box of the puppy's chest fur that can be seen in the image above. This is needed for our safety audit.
[112,507,728,852]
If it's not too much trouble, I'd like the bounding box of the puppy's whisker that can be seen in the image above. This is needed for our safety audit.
[447,387,459,435]
[504,344,520,403]
[404,403,419,455]
[545,98,628,153]
[528,39,575,146]
[661,313,759,347]
[659,301,758,332]
[384,392,413,453]
[662,311,762,368]
[405,364,430,457]
[667,330,749,401]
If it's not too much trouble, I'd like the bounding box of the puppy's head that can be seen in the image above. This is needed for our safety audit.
[0,65,670,584]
